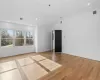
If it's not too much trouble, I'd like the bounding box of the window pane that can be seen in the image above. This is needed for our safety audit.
[1,39,13,47]
[0,28,1,31]
[1,29,13,39]
[26,39,33,45]
[26,32,33,38]
[15,39,24,46]
[16,30,24,38]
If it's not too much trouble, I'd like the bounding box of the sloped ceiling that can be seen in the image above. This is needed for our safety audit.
[0,0,100,26]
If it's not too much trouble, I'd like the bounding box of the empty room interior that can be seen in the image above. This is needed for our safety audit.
[0,0,100,80]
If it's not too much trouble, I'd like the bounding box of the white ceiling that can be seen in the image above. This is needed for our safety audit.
[0,0,100,25]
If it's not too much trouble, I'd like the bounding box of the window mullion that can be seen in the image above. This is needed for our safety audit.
[13,30,15,47]
[24,34,26,46]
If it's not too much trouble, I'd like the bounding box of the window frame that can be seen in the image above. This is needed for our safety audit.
[0,28,34,48]
[0,28,14,47]
[25,32,34,46]
[15,30,25,46]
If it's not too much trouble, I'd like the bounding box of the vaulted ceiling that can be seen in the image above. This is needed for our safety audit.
[0,0,100,26]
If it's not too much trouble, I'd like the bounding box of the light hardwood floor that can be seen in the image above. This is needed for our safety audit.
[0,52,100,80]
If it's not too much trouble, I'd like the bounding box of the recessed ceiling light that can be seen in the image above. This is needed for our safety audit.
[36,18,38,20]
[49,4,51,6]
[93,10,97,15]
[20,17,23,20]
[88,3,91,6]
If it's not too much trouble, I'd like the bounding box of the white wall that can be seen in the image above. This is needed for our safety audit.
[37,24,54,52]
[0,21,36,57]
[54,10,100,61]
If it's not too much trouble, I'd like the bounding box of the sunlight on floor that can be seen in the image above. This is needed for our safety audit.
[0,55,62,80]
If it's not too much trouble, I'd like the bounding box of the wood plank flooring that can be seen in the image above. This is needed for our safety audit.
[0,52,100,80]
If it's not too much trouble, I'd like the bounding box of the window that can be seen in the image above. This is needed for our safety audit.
[0,29,13,47]
[0,28,34,47]
[26,32,33,45]
[15,30,24,46]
